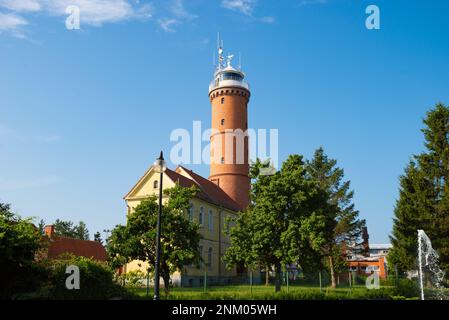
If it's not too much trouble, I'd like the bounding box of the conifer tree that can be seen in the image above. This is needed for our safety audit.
[306,148,365,288]
[390,103,449,272]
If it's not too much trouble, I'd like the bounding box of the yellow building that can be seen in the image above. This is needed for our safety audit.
[123,165,244,286]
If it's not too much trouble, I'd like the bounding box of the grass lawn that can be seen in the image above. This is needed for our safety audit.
[131,284,398,300]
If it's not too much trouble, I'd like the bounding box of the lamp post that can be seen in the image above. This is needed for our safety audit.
[153,151,167,300]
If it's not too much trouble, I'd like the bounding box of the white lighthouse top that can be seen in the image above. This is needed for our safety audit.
[209,38,250,94]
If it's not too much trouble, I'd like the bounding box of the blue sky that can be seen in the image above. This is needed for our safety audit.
[1,0,448,243]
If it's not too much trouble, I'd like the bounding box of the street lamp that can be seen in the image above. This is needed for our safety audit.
[153,151,167,300]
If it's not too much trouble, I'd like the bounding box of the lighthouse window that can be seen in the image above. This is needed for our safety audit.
[221,72,242,82]
[220,157,225,164]
[221,97,225,104]
[221,119,225,125]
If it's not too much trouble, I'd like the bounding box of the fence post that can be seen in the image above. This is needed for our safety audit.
[348,272,352,295]
[250,270,253,297]
[204,270,207,293]
[286,269,289,293]
[146,270,150,297]
[319,271,322,293]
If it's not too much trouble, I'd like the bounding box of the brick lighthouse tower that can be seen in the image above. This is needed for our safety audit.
[208,41,251,211]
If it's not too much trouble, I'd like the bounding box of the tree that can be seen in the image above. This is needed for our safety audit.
[94,231,103,244]
[53,219,90,240]
[305,147,366,288]
[75,221,90,240]
[37,219,46,236]
[0,203,43,299]
[107,184,201,294]
[224,155,335,292]
[54,219,77,238]
[390,103,449,272]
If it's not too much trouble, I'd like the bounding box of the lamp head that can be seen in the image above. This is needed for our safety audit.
[153,151,167,173]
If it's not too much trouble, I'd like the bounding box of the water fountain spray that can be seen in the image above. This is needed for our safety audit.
[417,229,446,300]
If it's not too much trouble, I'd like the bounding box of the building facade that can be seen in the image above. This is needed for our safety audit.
[123,42,253,286]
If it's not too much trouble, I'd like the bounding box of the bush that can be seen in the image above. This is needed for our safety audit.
[18,254,135,300]
[116,270,148,289]
[393,279,420,298]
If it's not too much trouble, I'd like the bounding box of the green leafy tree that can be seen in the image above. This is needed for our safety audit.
[108,184,201,294]
[305,147,366,288]
[53,219,77,238]
[94,231,103,244]
[0,203,43,299]
[390,103,449,272]
[53,219,90,240]
[75,221,90,240]
[224,155,334,292]
[37,219,46,236]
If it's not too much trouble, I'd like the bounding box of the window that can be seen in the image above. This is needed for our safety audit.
[221,97,225,104]
[221,72,243,82]
[199,207,204,226]
[188,205,194,222]
[208,210,213,231]
[220,157,225,164]
[153,180,158,189]
[207,247,213,268]
[221,119,225,125]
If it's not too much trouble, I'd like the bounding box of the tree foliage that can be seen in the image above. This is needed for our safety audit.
[107,184,201,294]
[390,103,449,272]
[306,147,365,287]
[53,219,90,240]
[0,203,43,299]
[224,155,336,292]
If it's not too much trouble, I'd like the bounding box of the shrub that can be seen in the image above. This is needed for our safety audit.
[116,270,148,289]
[393,278,420,298]
[22,254,135,300]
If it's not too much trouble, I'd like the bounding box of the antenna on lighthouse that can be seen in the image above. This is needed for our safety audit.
[238,52,242,70]
[217,33,224,69]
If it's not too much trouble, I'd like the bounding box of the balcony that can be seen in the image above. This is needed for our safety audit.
[209,79,250,93]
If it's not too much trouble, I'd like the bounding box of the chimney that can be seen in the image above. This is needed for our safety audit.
[44,225,55,238]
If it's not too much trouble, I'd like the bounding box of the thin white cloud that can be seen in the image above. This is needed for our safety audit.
[221,0,256,16]
[158,17,178,32]
[0,0,41,12]
[171,0,196,20]
[0,175,63,191]
[0,12,28,38]
[0,124,61,144]
[45,0,152,26]
[0,0,153,37]
[260,16,275,24]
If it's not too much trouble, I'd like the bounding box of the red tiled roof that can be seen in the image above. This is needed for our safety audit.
[45,236,107,261]
[176,166,242,212]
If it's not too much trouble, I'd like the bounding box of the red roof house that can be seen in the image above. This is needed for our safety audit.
[42,225,107,261]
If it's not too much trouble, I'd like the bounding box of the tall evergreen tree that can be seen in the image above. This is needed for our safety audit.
[75,221,90,240]
[94,231,103,244]
[53,219,90,240]
[390,103,449,272]
[306,147,365,288]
